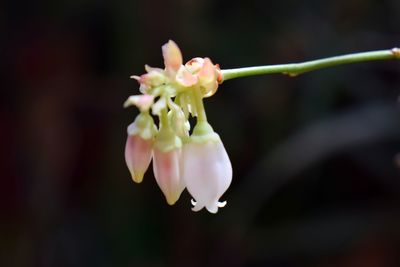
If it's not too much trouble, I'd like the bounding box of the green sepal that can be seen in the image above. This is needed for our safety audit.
[128,113,157,140]
[155,127,182,152]
[190,121,220,143]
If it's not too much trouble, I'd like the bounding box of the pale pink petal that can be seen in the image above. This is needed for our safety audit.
[130,66,166,94]
[123,94,154,112]
[184,57,204,74]
[198,58,219,97]
[144,65,164,73]
[153,148,185,205]
[201,81,219,98]
[125,134,153,183]
[176,67,198,87]
[130,66,163,84]
[130,75,141,81]
[136,67,166,87]
[198,58,216,82]
[162,40,183,74]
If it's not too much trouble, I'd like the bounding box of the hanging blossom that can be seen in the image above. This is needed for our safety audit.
[124,40,232,213]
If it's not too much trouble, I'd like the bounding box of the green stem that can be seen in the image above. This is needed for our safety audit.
[160,108,169,128]
[221,48,400,82]
[193,87,207,122]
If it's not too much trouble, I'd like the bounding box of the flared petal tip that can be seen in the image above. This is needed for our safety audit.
[123,95,154,111]
[130,75,140,81]
[217,201,227,208]
[191,199,227,214]
[191,199,202,212]
[206,201,226,214]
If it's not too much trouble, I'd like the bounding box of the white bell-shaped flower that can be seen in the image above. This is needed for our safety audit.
[182,122,232,213]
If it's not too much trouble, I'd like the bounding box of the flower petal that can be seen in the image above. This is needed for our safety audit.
[176,67,198,87]
[184,57,204,74]
[198,58,219,97]
[123,94,154,112]
[198,58,215,82]
[162,40,183,74]
[132,66,167,94]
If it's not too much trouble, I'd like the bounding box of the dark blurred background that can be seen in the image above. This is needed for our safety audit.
[2,0,400,266]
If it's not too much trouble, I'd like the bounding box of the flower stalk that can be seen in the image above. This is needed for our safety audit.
[193,87,207,122]
[221,48,400,82]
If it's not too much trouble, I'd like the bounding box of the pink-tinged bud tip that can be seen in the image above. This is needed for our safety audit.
[125,134,153,183]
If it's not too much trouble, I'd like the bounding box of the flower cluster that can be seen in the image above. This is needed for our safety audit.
[124,40,232,213]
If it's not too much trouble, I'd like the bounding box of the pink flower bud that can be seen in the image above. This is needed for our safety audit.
[185,57,220,97]
[182,137,232,213]
[197,58,219,97]
[125,134,153,183]
[153,148,185,205]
